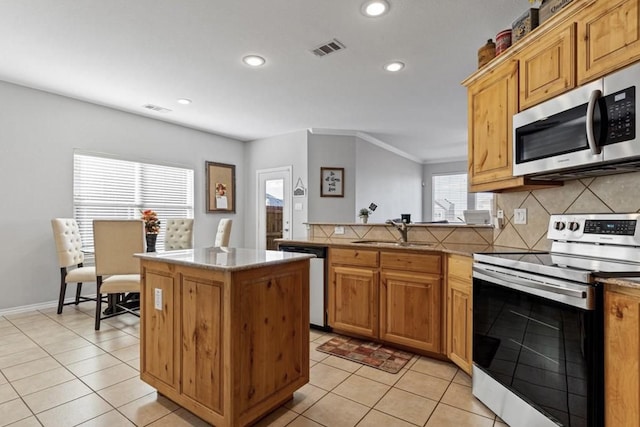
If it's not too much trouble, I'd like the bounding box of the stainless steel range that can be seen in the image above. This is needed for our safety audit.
[473,213,640,427]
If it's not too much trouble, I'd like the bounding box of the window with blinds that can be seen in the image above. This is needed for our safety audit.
[432,173,493,222]
[73,153,194,252]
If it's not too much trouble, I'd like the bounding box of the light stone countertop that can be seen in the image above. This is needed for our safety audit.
[597,276,640,291]
[276,238,520,257]
[135,247,314,271]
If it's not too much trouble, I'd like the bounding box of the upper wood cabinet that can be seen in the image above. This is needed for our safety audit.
[518,22,577,110]
[577,0,640,85]
[466,59,519,192]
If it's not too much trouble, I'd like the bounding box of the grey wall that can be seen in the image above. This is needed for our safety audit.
[0,81,244,310]
[422,160,467,221]
[307,133,357,222]
[243,130,308,248]
[355,138,423,223]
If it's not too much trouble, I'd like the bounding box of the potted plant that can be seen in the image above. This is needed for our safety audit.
[141,209,161,252]
[358,208,372,224]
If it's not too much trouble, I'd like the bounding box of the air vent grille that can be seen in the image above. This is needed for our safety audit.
[311,39,346,57]
[142,104,172,113]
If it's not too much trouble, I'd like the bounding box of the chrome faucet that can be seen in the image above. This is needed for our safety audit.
[386,219,409,243]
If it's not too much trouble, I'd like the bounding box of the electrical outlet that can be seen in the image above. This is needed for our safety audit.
[514,208,527,225]
[334,226,345,235]
[154,288,163,310]
[497,209,504,219]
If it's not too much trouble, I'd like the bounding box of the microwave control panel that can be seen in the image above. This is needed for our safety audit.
[603,86,636,144]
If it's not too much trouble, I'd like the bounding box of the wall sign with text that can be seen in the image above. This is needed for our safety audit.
[320,167,344,197]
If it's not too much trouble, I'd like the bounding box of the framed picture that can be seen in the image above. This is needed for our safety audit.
[206,161,236,213]
[320,167,344,197]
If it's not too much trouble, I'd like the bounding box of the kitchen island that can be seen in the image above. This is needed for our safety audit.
[135,247,313,427]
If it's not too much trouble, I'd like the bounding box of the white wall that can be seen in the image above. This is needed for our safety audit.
[422,160,467,221]
[355,139,423,223]
[243,130,308,248]
[307,133,357,222]
[0,81,245,310]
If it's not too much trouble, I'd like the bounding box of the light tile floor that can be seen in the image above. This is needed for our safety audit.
[0,303,508,426]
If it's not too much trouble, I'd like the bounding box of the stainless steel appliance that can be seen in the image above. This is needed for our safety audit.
[513,62,639,180]
[473,213,640,427]
[278,244,328,329]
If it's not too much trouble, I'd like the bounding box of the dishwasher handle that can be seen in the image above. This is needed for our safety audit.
[278,245,327,258]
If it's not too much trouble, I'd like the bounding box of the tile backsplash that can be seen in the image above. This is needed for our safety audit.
[494,171,640,250]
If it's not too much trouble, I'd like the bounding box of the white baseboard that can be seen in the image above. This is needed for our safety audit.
[0,294,98,317]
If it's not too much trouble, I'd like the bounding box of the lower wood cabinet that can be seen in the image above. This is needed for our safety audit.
[380,270,441,353]
[330,265,379,338]
[328,247,443,355]
[604,286,640,426]
[446,254,473,375]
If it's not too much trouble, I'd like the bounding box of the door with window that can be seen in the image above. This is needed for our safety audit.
[257,167,291,250]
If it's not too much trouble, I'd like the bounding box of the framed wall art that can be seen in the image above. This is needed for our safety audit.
[320,167,344,197]
[206,161,236,213]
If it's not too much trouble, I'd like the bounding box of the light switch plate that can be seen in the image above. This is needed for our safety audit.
[514,208,527,225]
[334,226,345,235]
[154,288,162,310]
[497,209,504,219]
[294,202,303,211]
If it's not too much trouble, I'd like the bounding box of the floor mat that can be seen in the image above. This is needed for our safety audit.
[316,336,414,374]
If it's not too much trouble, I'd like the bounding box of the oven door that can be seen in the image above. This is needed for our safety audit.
[472,264,603,427]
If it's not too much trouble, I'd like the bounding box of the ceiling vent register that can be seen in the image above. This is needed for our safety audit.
[142,104,172,113]
[311,39,346,57]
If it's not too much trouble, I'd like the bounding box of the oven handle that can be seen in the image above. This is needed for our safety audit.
[473,264,592,309]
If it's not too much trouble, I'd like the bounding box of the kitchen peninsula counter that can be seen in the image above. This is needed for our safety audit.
[135,248,313,427]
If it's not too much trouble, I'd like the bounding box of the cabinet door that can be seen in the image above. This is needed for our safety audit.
[142,266,178,389]
[447,277,472,375]
[519,23,576,110]
[605,289,640,426]
[577,0,640,84]
[467,60,519,189]
[181,277,224,413]
[446,254,473,373]
[380,270,441,353]
[329,266,379,338]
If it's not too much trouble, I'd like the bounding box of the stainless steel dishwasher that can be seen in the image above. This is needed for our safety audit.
[279,244,328,330]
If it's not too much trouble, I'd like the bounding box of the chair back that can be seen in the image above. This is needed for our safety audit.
[164,218,194,250]
[214,219,232,247]
[51,218,85,268]
[93,219,145,276]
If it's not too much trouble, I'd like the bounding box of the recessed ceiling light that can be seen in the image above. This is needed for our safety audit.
[361,0,390,17]
[243,55,266,67]
[384,61,405,72]
[177,98,192,105]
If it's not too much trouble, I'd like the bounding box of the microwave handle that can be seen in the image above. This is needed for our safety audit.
[586,89,602,155]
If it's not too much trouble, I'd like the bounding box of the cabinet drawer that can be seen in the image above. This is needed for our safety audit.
[447,254,473,282]
[330,248,379,267]
[380,251,441,274]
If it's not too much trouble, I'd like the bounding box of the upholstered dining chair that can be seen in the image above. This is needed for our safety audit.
[214,218,232,247]
[93,219,145,330]
[164,218,194,250]
[51,218,97,314]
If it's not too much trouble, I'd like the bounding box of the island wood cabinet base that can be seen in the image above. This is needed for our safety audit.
[140,258,310,427]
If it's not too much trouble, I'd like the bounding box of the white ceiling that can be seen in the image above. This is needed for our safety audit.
[0,0,531,163]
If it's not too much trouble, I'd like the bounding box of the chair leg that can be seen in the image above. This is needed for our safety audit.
[75,283,83,305]
[95,278,103,330]
[57,268,67,315]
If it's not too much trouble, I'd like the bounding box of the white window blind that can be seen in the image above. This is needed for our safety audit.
[432,173,493,222]
[73,153,194,251]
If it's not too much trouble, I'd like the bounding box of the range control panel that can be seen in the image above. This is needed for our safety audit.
[548,213,640,245]
[583,219,637,235]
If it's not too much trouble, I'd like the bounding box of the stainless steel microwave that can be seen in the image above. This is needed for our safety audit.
[513,62,639,180]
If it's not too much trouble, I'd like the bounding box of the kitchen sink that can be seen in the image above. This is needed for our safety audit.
[351,240,435,247]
